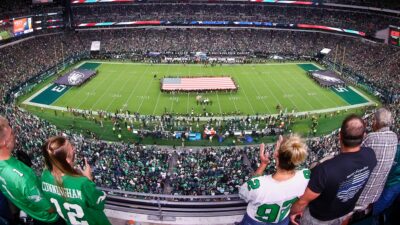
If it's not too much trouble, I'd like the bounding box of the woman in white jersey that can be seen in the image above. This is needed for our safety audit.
[239,135,310,225]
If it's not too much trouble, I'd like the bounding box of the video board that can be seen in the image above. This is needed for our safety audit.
[0,20,14,41]
[13,18,33,37]
[389,26,400,47]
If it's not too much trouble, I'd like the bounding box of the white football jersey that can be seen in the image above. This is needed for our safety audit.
[239,169,310,223]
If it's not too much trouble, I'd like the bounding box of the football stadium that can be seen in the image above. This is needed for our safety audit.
[0,0,399,225]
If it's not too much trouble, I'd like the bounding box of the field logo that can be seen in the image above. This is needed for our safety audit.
[51,85,67,93]
[334,87,349,93]
[68,71,85,85]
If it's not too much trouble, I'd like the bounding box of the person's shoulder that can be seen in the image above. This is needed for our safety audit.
[1,157,36,181]
[296,168,311,180]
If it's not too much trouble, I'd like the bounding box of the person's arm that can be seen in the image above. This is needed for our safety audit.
[83,180,107,210]
[289,188,320,225]
[254,136,282,176]
[253,142,269,176]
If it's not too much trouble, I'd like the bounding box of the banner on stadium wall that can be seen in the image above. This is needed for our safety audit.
[91,41,101,51]
[70,0,320,5]
[76,20,365,37]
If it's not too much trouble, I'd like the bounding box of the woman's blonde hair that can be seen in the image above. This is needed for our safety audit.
[277,135,308,171]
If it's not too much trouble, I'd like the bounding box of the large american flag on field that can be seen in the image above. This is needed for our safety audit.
[161,77,237,91]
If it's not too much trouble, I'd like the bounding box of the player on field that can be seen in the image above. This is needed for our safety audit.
[0,116,60,224]
[239,135,309,225]
[41,136,111,225]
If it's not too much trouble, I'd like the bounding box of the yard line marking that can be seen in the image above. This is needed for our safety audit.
[265,69,302,110]
[237,65,271,114]
[122,65,152,111]
[277,69,317,109]
[286,70,338,108]
[227,66,255,114]
[63,64,123,109]
[104,65,138,112]
[216,92,223,114]
[254,72,281,108]
[152,65,173,115]
[89,67,132,110]
[137,67,162,112]
[186,93,190,114]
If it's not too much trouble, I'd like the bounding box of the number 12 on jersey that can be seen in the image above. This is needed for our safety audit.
[50,198,89,225]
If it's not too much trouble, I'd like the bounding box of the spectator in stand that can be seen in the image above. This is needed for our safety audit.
[289,115,377,225]
[0,116,60,225]
[239,135,309,225]
[0,192,12,224]
[372,145,400,225]
[353,108,398,216]
[41,136,111,225]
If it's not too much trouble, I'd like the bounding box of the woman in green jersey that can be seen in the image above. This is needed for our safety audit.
[41,136,111,225]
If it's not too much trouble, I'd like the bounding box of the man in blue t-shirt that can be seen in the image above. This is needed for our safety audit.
[290,114,377,225]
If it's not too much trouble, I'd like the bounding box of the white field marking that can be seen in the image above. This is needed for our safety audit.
[23,84,53,105]
[278,70,315,109]
[267,71,300,110]
[62,63,109,108]
[74,61,86,69]
[152,62,171,115]
[254,71,282,110]
[227,65,255,114]
[186,93,190,114]
[283,69,333,108]
[103,65,135,112]
[22,99,375,122]
[296,70,344,107]
[310,62,376,106]
[76,70,121,110]
[348,86,375,104]
[216,92,222,114]
[237,65,270,114]
[121,65,152,111]
[137,67,165,112]
[86,60,317,67]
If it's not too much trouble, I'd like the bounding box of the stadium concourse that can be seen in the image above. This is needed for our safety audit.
[0,0,399,225]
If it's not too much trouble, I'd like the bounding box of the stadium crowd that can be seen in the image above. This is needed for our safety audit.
[70,3,400,35]
[1,29,399,103]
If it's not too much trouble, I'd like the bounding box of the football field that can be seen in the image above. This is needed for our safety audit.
[25,62,372,116]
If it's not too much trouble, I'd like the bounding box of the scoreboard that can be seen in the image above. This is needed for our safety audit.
[389,26,400,47]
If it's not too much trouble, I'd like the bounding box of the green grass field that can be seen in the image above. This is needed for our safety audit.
[27,62,367,116]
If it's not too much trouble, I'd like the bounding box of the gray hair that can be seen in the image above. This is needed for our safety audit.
[374,108,392,128]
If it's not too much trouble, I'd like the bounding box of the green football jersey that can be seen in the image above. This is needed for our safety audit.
[41,170,111,225]
[0,157,58,222]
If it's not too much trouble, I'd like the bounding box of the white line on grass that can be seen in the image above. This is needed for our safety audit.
[78,70,122,110]
[152,65,173,115]
[121,66,152,112]
[227,65,256,114]
[187,93,190,114]
[216,92,223,114]
[237,65,271,114]
[137,68,160,112]
[23,84,53,105]
[278,70,318,109]
[23,100,375,121]
[262,69,301,110]
[104,65,137,112]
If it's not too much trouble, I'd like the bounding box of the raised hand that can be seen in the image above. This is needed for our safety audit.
[259,143,270,165]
